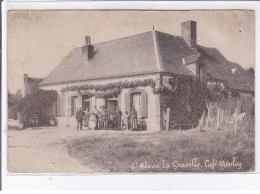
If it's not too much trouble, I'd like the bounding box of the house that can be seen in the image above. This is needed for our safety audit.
[39,20,254,131]
[9,74,57,127]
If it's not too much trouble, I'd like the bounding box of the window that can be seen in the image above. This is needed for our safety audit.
[131,93,141,118]
[125,89,147,118]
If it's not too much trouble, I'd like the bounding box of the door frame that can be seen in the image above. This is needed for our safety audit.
[71,96,78,116]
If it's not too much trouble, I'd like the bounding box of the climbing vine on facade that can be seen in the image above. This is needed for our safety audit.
[61,78,156,98]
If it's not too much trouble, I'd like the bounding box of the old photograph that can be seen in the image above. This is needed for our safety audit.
[7,10,255,173]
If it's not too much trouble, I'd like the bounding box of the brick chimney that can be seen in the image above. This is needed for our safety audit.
[181,20,197,48]
[24,74,29,96]
[83,36,94,63]
[24,74,28,83]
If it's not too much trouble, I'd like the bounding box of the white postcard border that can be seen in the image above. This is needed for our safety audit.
[1,0,260,190]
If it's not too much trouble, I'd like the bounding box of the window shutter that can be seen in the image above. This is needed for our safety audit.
[118,93,121,109]
[67,96,72,116]
[58,94,66,116]
[125,92,131,113]
[57,95,60,116]
[140,91,148,118]
[78,95,83,110]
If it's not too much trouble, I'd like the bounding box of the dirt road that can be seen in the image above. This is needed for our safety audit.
[8,122,98,173]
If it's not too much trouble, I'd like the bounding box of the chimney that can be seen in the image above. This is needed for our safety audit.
[24,74,28,83]
[24,74,29,97]
[83,36,94,63]
[181,20,197,48]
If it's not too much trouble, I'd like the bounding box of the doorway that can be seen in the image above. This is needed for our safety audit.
[107,100,118,112]
[82,96,90,112]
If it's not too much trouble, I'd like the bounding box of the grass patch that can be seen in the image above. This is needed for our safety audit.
[66,128,254,173]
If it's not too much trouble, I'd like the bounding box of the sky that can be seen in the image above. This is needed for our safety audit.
[7,10,255,93]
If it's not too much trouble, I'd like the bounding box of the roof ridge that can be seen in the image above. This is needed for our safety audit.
[63,31,155,52]
[64,30,177,53]
[92,31,153,46]
[152,30,163,72]
[87,30,177,47]
[154,30,175,37]
[197,46,224,65]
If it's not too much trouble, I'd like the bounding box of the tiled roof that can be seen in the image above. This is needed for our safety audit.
[40,30,254,93]
[40,32,158,85]
[155,31,198,76]
[27,77,43,83]
[198,46,254,92]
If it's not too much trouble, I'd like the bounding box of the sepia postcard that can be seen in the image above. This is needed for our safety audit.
[7,10,255,174]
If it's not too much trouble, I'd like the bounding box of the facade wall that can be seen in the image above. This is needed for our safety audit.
[120,86,161,131]
[40,73,162,131]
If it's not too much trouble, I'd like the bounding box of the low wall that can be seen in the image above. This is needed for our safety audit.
[8,119,23,129]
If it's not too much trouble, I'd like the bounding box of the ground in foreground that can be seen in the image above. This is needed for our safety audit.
[8,119,254,173]
[67,128,254,173]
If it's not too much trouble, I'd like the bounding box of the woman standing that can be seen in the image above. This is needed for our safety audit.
[130,106,138,130]
[123,111,130,130]
[83,108,90,129]
[89,113,97,130]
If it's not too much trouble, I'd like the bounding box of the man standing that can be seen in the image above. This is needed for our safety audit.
[76,108,85,130]
[114,106,122,130]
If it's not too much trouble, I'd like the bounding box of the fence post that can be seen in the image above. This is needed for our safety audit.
[206,105,211,130]
[199,111,205,131]
[217,108,220,130]
[234,108,238,143]
[220,109,224,125]
[234,108,237,133]
[166,108,171,131]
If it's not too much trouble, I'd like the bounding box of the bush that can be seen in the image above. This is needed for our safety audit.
[159,80,207,129]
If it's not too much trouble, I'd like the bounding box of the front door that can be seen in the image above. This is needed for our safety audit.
[131,93,141,118]
[107,100,118,112]
[82,96,90,112]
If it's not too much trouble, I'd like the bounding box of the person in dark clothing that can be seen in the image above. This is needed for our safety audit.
[76,108,85,130]
[114,106,122,130]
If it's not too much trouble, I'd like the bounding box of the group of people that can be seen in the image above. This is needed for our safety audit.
[75,105,138,131]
